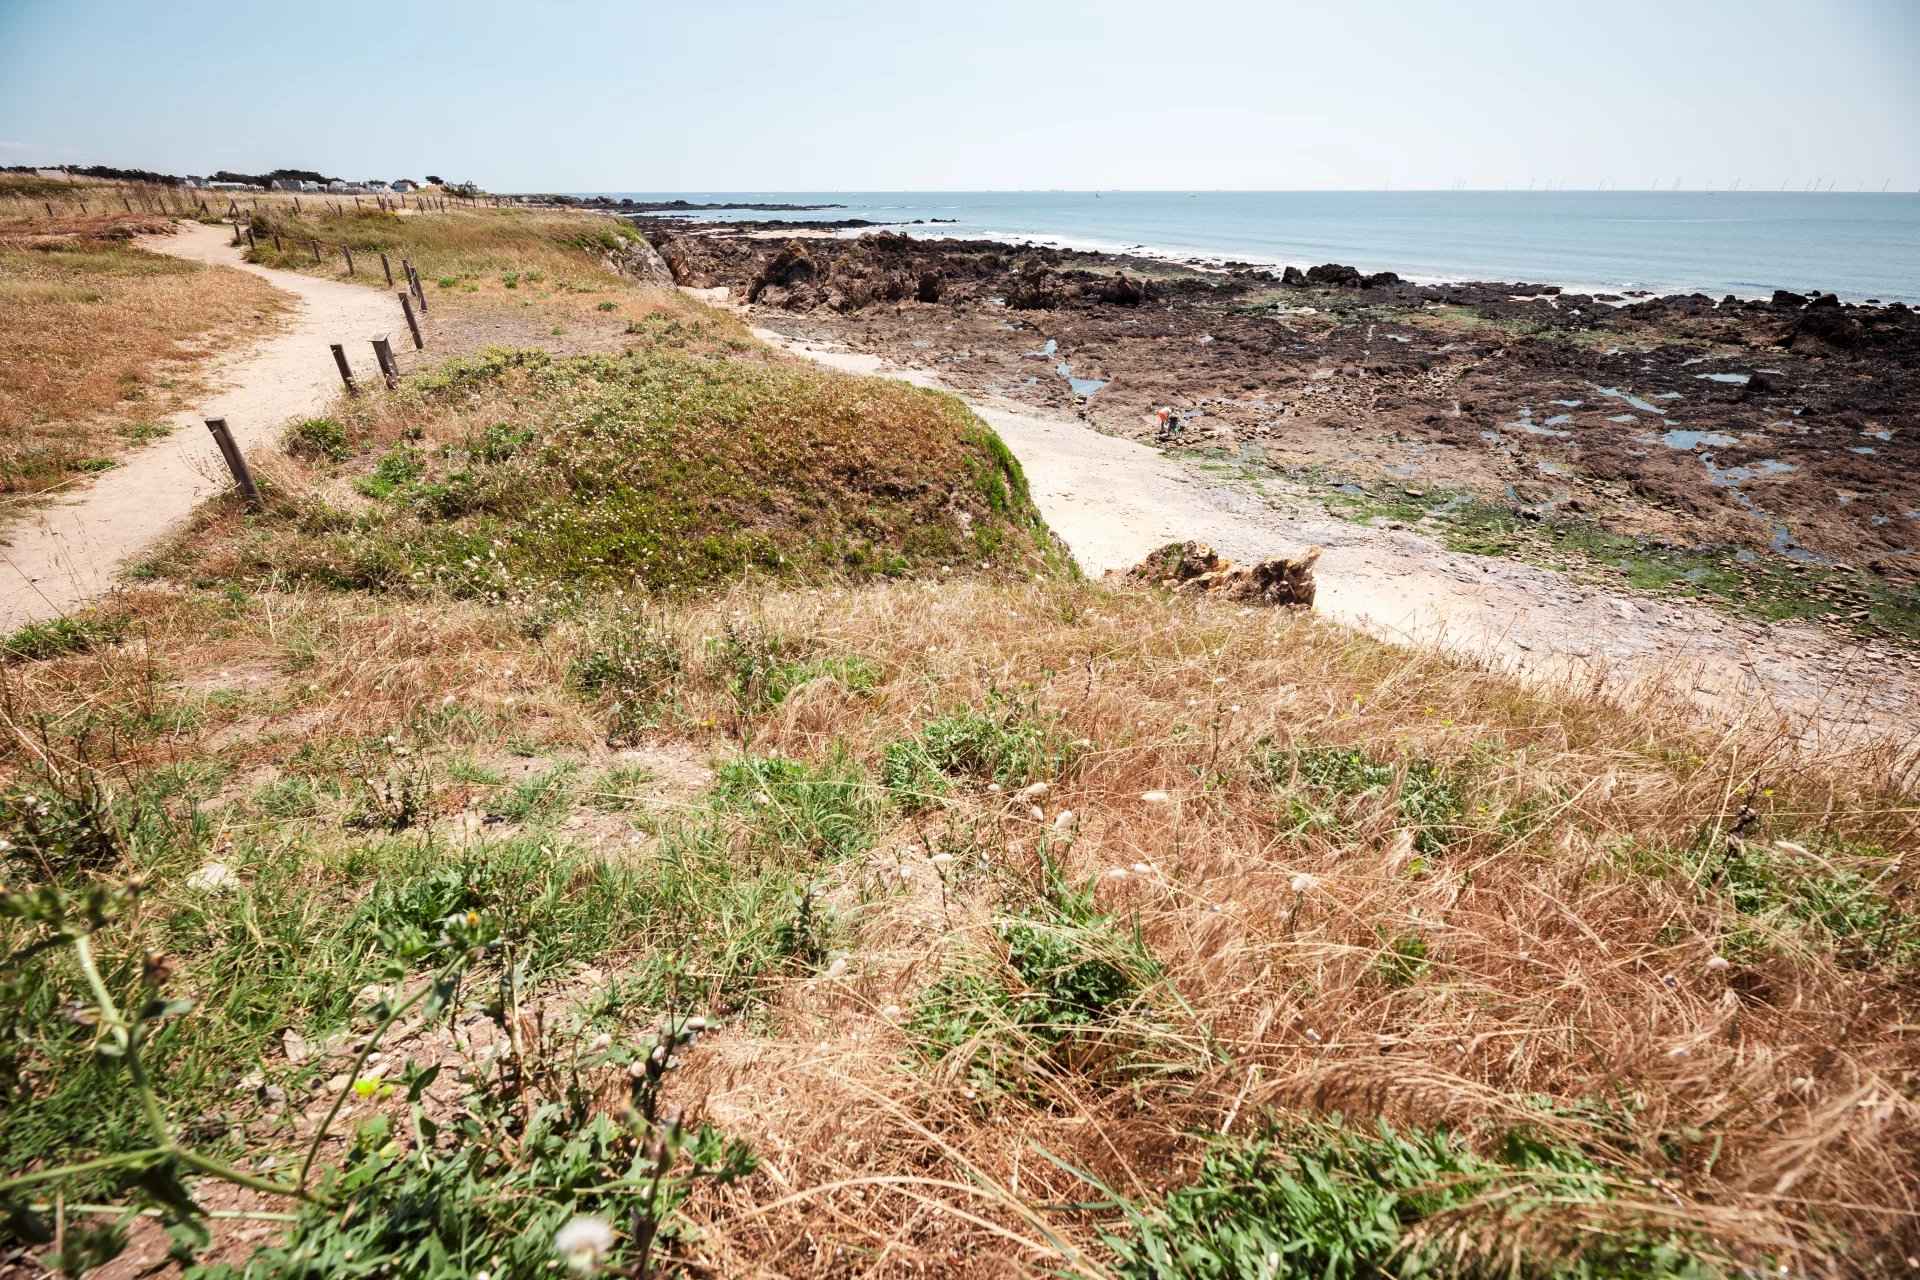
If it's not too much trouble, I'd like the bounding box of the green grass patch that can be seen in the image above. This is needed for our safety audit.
[909,857,1164,1099]
[1104,1119,1722,1279]
[2,614,124,662]
[882,698,1077,812]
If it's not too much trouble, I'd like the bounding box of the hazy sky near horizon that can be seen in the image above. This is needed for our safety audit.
[2,0,1916,192]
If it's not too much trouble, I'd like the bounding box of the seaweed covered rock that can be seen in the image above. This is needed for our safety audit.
[1126,540,1321,607]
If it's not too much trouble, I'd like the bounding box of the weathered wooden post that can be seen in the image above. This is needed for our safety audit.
[246,226,256,248]
[372,337,399,388]
[380,252,393,286]
[121,193,132,213]
[330,344,358,396]
[204,418,262,510]
[273,232,282,252]
[343,245,355,275]
[410,266,428,312]
[310,239,321,264]
[399,292,423,349]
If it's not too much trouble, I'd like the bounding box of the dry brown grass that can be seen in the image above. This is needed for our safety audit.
[0,221,291,502]
[5,567,1915,1275]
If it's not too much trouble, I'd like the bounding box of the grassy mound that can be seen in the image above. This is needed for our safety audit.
[162,345,1063,600]
[240,205,646,291]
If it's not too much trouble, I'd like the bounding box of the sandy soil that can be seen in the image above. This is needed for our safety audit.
[0,223,404,629]
[755,324,1920,744]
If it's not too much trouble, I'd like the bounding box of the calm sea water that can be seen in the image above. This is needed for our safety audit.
[586,190,1920,304]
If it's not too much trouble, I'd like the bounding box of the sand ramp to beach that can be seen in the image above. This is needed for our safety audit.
[756,325,1920,744]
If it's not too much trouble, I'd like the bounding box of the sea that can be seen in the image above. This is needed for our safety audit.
[583,190,1920,305]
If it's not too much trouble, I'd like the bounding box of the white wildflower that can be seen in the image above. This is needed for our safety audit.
[880,1004,902,1020]
[1017,781,1049,800]
[929,852,955,866]
[1705,955,1730,972]
[1052,809,1077,833]
[586,1033,612,1054]
[1106,867,1129,879]
[1140,790,1171,804]
[1029,805,1044,820]
[1130,861,1153,875]
[554,1215,616,1274]
[1303,1028,1321,1043]
[1289,873,1316,895]
[824,955,848,980]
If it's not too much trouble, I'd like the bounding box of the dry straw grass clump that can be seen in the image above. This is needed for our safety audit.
[630,577,1920,1277]
[3,569,1917,1276]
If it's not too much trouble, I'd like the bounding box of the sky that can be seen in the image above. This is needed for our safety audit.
[2,0,1917,192]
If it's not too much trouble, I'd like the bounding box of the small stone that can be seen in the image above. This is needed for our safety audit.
[185,862,239,893]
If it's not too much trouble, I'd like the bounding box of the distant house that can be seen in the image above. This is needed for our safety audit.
[208,181,248,191]
[298,181,321,192]
[184,176,207,188]
[390,179,419,193]
[268,178,295,191]
[326,180,348,192]
[365,180,389,193]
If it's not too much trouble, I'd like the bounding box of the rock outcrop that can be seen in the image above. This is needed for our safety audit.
[594,233,676,288]
[1126,540,1321,607]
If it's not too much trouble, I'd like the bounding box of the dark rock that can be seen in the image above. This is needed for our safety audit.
[1361,271,1403,288]
[1005,262,1059,310]
[1280,265,1307,287]
[1305,263,1364,287]
[1771,289,1808,308]
[1790,302,1863,351]
[1096,273,1147,306]
[748,240,818,303]
[915,271,943,303]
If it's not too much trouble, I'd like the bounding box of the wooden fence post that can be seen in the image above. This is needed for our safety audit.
[204,418,262,511]
[380,252,394,286]
[343,245,355,275]
[122,194,132,213]
[310,239,321,264]
[398,293,424,348]
[273,232,282,252]
[330,344,359,396]
[372,337,399,388]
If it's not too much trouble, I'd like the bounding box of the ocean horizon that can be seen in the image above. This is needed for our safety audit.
[581,189,1920,305]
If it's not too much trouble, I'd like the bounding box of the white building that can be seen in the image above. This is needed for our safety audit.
[390,179,419,193]
[365,180,389,193]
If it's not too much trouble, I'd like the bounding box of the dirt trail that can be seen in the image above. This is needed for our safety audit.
[757,326,1920,744]
[0,223,400,629]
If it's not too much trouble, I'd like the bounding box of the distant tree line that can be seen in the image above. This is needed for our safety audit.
[0,163,184,185]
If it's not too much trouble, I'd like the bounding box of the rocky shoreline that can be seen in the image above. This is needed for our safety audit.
[635,216,1920,600]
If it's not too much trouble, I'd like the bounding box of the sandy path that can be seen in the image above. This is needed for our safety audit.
[0,222,401,629]
[758,326,1920,743]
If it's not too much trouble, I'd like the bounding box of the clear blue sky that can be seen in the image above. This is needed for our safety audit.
[2,0,1916,192]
